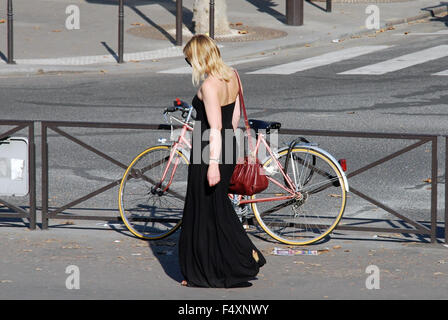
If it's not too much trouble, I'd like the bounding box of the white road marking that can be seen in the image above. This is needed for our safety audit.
[158,56,268,74]
[339,45,448,75]
[246,46,392,75]
[432,69,448,76]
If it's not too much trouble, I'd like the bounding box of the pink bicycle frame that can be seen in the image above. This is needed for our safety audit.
[157,118,193,192]
[156,114,297,206]
[237,132,298,205]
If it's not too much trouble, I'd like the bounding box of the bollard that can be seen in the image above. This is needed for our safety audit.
[286,0,303,26]
[326,0,332,12]
[7,0,15,64]
[209,0,215,39]
[176,0,182,46]
[118,0,124,63]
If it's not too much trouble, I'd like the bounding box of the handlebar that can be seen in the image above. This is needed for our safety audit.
[163,98,195,121]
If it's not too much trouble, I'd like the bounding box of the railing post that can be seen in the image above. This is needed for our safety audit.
[41,123,49,229]
[286,0,303,26]
[326,0,332,12]
[7,0,15,64]
[431,137,438,243]
[28,122,36,230]
[209,0,215,39]
[445,137,448,244]
[176,0,183,46]
[118,0,124,63]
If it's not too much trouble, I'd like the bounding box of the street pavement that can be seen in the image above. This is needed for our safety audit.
[0,221,448,300]
[0,0,447,74]
[0,0,448,301]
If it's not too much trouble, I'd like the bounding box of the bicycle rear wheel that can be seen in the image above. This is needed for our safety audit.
[118,145,189,240]
[251,147,347,245]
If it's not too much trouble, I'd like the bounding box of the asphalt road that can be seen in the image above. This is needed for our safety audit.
[2,18,446,226]
[0,18,447,300]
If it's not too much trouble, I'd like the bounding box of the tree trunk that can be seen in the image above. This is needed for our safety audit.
[192,0,232,36]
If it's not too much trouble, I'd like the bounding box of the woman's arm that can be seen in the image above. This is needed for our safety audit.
[201,80,222,187]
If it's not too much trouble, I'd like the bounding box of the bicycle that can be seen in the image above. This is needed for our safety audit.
[118,99,349,246]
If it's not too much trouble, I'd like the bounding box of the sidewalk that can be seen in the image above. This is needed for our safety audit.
[1,221,447,299]
[0,0,446,75]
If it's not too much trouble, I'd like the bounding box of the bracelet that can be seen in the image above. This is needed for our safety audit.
[209,157,221,164]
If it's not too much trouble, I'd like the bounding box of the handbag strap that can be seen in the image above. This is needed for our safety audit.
[234,70,254,153]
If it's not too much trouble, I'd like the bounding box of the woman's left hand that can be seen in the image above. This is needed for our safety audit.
[207,163,220,187]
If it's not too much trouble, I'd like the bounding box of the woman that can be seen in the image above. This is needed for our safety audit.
[178,34,266,288]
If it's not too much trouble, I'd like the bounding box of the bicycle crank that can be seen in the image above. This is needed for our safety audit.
[150,185,165,196]
[292,192,308,217]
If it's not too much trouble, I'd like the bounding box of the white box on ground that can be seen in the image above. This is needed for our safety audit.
[0,137,29,196]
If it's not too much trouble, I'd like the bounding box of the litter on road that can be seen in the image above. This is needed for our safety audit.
[271,247,329,256]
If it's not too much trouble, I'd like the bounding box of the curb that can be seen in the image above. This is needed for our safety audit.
[257,5,448,56]
[384,5,447,26]
[0,46,184,66]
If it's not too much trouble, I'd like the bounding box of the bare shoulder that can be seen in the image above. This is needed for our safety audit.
[198,77,219,98]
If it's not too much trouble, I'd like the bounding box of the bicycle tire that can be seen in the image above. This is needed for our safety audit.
[251,147,347,246]
[118,145,189,240]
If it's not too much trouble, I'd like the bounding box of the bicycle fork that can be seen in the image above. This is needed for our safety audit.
[151,143,182,195]
[152,121,192,195]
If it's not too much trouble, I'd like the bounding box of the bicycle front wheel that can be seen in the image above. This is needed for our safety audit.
[251,147,347,246]
[118,145,189,240]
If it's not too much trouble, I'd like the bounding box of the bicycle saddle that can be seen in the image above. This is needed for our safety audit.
[248,119,281,134]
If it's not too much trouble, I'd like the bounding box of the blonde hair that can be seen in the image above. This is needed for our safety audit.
[183,34,233,86]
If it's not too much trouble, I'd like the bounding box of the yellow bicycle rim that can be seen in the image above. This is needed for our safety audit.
[251,148,347,246]
[118,145,188,240]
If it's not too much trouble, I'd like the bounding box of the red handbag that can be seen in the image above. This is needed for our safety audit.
[228,71,269,196]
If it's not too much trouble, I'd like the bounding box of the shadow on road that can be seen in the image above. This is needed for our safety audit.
[423,2,448,27]
[245,0,286,24]
[148,233,184,284]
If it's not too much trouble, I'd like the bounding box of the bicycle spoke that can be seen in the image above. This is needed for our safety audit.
[259,198,296,218]
[119,146,188,239]
[302,176,340,194]
[252,147,347,245]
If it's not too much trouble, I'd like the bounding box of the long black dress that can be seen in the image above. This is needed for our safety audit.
[178,94,266,288]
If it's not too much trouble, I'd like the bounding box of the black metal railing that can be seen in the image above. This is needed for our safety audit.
[38,121,442,243]
[0,119,445,244]
[277,128,437,242]
[40,120,173,229]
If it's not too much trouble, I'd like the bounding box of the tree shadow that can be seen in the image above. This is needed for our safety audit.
[245,0,286,24]
[85,0,194,44]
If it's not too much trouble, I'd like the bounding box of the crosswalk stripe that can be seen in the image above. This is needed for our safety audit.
[339,45,448,75]
[158,57,268,74]
[245,46,391,75]
[432,69,448,76]
[158,65,190,74]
